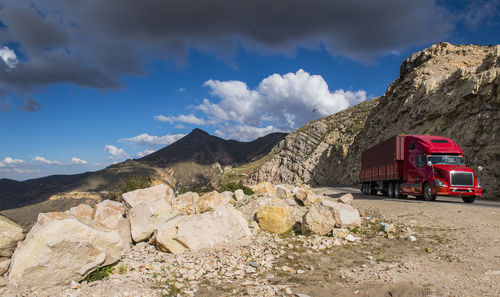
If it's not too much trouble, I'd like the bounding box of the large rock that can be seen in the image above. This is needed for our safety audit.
[276,185,293,199]
[301,204,336,235]
[0,216,24,258]
[322,200,361,228]
[93,200,125,229]
[155,205,250,254]
[65,204,93,224]
[253,182,277,196]
[196,191,225,213]
[256,205,295,234]
[171,192,199,215]
[234,189,245,201]
[220,191,234,204]
[0,257,10,276]
[338,193,354,204]
[122,184,175,209]
[8,212,129,288]
[128,199,178,242]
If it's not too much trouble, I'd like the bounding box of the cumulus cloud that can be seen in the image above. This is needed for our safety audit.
[104,145,129,160]
[198,69,366,140]
[71,157,88,165]
[136,149,156,158]
[154,114,207,125]
[12,168,41,174]
[0,46,19,69]
[0,0,462,99]
[2,157,25,165]
[32,156,63,165]
[120,133,185,147]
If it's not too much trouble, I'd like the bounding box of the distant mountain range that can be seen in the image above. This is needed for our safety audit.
[0,129,287,211]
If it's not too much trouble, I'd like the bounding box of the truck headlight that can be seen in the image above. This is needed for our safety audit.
[434,179,446,187]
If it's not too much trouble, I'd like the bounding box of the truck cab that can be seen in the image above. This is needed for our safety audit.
[401,135,482,203]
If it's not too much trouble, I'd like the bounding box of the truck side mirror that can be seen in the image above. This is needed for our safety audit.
[464,155,471,166]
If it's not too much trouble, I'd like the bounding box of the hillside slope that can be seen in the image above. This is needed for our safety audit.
[251,43,499,199]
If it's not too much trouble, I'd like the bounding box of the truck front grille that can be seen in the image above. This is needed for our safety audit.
[450,172,474,186]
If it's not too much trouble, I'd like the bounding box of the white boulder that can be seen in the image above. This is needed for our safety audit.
[93,200,125,229]
[301,204,336,235]
[0,216,24,258]
[128,199,178,242]
[321,199,361,228]
[122,184,174,209]
[171,192,199,215]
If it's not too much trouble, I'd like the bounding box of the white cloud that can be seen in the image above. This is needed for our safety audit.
[104,145,129,160]
[0,46,19,69]
[215,125,282,142]
[199,69,367,134]
[71,157,88,164]
[136,149,156,158]
[154,114,207,125]
[2,157,25,165]
[120,133,185,147]
[32,156,63,165]
[12,168,41,174]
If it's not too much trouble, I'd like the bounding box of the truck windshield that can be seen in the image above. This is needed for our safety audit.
[428,155,464,165]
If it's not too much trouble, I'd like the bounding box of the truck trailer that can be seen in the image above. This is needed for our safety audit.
[360,135,482,203]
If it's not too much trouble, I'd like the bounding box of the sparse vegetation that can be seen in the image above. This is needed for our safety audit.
[104,175,153,202]
[217,182,254,195]
[83,265,114,282]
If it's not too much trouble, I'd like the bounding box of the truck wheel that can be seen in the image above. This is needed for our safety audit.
[423,183,436,201]
[394,183,401,199]
[462,196,475,203]
[387,183,394,198]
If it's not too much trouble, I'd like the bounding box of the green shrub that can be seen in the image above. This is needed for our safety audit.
[83,265,114,282]
[217,182,254,195]
[122,175,152,193]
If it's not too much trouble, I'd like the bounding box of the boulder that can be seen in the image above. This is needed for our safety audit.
[234,189,245,201]
[171,192,199,215]
[93,200,125,229]
[122,184,175,209]
[0,216,24,258]
[196,191,225,213]
[0,257,10,276]
[338,193,354,204]
[256,205,295,234]
[331,228,350,239]
[303,194,323,206]
[129,199,178,242]
[8,212,129,288]
[276,185,293,199]
[220,191,234,204]
[253,182,277,196]
[65,204,93,224]
[301,204,335,235]
[155,205,250,254]
[322,200,361,228]
[293,186,321,206]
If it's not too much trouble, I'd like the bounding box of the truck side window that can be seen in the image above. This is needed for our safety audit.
[416,155,426,168]
[410,142,415,150]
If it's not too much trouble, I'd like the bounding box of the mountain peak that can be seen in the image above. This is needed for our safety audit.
[186,128,210,137]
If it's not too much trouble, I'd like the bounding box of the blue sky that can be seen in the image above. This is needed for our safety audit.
[0,0,499,180]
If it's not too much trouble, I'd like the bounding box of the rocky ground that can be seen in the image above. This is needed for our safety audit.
[1,185,498,297]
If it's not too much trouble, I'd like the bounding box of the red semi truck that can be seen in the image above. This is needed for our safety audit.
[360,135,482,203]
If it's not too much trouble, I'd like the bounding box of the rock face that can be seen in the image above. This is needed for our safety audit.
[256,205,295,234]
[301,204,336,235]
[155,205,251,254]
[93,200,125,229]
[0,257,10,276]
[122,184,175,209]
[248,99,378,185]
[0,216,24,258]
[8,212,130,288]
[249,43,500,200]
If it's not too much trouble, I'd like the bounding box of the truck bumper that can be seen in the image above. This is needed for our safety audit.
[434,186,482,197]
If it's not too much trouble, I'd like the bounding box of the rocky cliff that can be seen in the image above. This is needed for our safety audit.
[251,43,500,199]
[248,98,379,185]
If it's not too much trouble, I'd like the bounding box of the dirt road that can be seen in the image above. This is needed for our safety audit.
[280,186,500,297]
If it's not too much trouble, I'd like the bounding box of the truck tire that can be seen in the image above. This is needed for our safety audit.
[462,196,475,203]
[394,183,401,199]
[387,183,394,198]
[423,183,436,201]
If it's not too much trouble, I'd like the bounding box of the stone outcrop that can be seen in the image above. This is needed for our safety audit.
[249,43,500,200]
[0,216,24,258]
[256,205,295,234]
[301,204,336,235]
[8,212,130,288]
[155,205,251,254]
[122,184,175,209]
